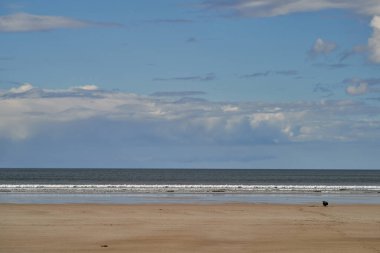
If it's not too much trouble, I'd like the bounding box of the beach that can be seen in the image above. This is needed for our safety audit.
[1,203,380,253]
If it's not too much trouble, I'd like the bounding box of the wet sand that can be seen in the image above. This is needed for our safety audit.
[1,203,380,252]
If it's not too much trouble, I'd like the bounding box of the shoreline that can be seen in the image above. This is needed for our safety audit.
[1,203,380,252]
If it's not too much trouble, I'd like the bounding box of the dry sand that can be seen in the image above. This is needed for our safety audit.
[1,203,380,253]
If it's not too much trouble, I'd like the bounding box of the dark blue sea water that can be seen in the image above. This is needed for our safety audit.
[1,169,379,204]
[1,168,380,185]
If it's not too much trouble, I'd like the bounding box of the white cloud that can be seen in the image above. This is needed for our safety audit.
[9,83,33,93]
[74,85,99,91]
[309,38,337,57]
[369,16,380,63]
[346,82,369,95]
[344,77,380,95]
[222,105,239,112]
[0,12,92,32]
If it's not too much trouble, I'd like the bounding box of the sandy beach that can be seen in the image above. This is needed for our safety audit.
[1,203,380,253]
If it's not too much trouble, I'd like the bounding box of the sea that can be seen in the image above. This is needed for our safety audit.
[1,169,379,204]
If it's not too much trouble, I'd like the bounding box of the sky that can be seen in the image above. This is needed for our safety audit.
[1,0,380,169]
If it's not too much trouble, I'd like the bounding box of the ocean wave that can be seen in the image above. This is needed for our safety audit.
[1,184,379,194]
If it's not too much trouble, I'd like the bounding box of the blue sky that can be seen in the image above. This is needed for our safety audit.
[1,0,380,169]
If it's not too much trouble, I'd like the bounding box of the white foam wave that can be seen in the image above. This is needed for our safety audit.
[1,184,379,193]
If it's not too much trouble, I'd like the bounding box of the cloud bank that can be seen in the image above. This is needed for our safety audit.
[1,84,380,168]
[1,83,379,143]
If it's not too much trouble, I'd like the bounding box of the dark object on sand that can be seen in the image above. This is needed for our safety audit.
[101,244,108,247]
[322,201,328,207]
